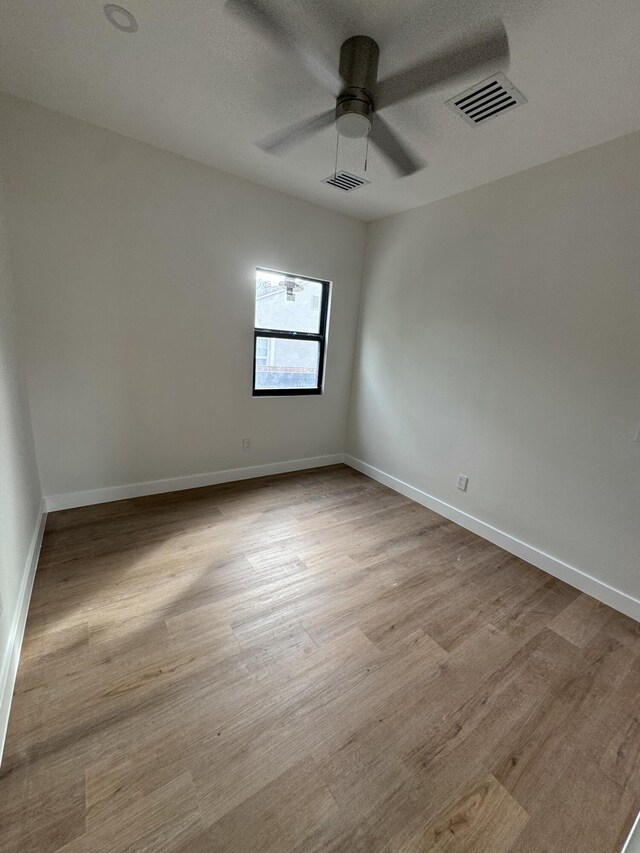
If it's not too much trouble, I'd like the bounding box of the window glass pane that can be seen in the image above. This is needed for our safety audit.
[255,337,268,365]
[254,337,320,390]
[255,269,323,334]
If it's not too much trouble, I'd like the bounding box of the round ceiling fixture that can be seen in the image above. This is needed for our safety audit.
[335,112,371,139]
[104,4,138,33]
[335,96,373,140]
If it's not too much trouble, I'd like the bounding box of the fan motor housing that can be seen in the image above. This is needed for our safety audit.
[336,35,379,134]
[338,35,379,98]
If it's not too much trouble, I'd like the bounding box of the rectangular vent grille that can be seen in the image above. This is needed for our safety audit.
[446,73,526,126]
[322,171,370,192]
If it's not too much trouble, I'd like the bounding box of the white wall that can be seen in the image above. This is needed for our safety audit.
[349,131,640,607]
[0,174,42,746]
[0,93,366,500]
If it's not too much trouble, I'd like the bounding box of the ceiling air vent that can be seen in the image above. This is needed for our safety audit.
[322,171,370,192]
[446,72,526,126]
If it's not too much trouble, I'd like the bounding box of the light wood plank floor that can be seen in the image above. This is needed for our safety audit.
[1,465,639,852]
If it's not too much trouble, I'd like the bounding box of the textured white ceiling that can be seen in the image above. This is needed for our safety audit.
[1,0,639,221]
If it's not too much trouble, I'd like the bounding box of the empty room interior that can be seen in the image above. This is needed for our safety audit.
[1,0,639,851]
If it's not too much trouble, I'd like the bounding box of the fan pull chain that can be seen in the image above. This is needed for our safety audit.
[364,126,370,172]
[334,132,340,180]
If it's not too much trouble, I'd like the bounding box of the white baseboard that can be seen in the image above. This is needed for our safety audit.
[0,500,47,764]
[344,455,640,622]
[45,454,346,512]
[622,811,640,853]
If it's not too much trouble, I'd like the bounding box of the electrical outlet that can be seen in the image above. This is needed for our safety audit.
[457,475,469,492]
[242,438,251,451]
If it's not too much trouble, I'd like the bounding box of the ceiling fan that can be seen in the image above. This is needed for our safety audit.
[226,0,510,177]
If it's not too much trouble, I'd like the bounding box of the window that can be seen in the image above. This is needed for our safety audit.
[255,337,269,366]
[253,267,330,396]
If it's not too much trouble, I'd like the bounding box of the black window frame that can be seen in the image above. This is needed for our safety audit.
[253,268,331,397]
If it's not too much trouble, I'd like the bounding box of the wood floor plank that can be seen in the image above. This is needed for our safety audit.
[491,637,627,811]
[0,758,85,853]
[549,593,616,648]
[0,763,29,853]
[56,772,205,853]
[394,774,529,853]
[315,723,413,816]
[85,727,191,829]
[1,465,638,852]
[188,628,383,825]
[578,688,640,799]
[403,633,563,779]
[510,749,637,853]
[205,757,339,853]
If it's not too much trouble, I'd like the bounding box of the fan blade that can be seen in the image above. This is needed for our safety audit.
[225,0,343,95]
[257,109,336,153]
[369,115,423,176]
[376,20,509,110]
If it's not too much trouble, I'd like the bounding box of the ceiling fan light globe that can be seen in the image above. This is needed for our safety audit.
[335,112,371,139]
